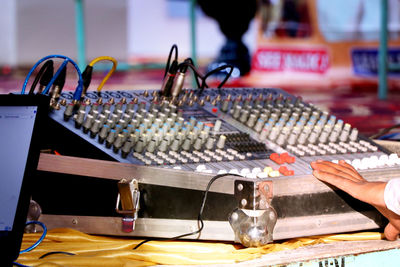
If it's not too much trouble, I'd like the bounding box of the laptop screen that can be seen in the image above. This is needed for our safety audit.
[0,105,38,232]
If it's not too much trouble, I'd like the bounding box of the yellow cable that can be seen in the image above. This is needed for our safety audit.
[88,56,118,92]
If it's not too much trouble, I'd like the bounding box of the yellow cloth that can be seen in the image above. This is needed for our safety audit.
[16,228,384,266]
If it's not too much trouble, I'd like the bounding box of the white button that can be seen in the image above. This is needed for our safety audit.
[240,168,250,176]
[196,165,206,171]
[229,169,240,175]
[252,167,262,174]
[245,173,257,179]
[257,172,269,178]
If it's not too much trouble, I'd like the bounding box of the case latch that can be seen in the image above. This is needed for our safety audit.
[116,178,140,233]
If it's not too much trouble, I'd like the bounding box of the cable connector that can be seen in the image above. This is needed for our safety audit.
[81,65,93,97]
[49,64,67,106]
[171,58,191,97]
[160,60,178,97]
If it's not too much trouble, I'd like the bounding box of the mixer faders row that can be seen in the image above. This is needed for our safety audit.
[51,87,400,178]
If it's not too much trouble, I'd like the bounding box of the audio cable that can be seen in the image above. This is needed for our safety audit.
[133,173,243,250]
[21,55,83,101]
[161,44,234,97]
[28,60,54,95]
[81,56,118,97]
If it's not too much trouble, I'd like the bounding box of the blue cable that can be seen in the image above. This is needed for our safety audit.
[20,55,83,101]
[379,132,400,140]
[20,221,47,254]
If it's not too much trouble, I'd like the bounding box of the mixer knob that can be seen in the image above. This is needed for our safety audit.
[194,138,203,150]
[134,138,145,153]
[287,126,300,145]
[239,109,249,123]
[205,137,216,150]
[259,123,271,141]
[90,119,102,138]
[82,114,94,133]
[349,128,358,141]
[211,119,222,133]
[113,134,124,152]
[232,105,242,119]
[125,101,135,111]
[74,110,86,128]
[182,138,192,151]
[121,141,133,158]
[105,129,117,148]
[246,114,261,130]
[308,130,319,144]
[146,139,157,153]
[221,99,230,112]
[98,124,110,143]
[170,139,180,151]
[216,135,226,149]
[63,103,75,121]
[138,101,146,110]
[268,126,280,141]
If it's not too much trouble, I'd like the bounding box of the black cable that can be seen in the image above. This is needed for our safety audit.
[28,60,54,94]
[39,251,76,259]
[133,173,243,250]
[163,44,179,79]
[53,64,67,88]
[370,124,400,139]
[199,64,234,95]
[81,65,94,96]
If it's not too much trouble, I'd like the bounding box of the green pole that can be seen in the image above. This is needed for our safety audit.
[75,0,86,71]
[190,0,197,88]
[378,0,388,100]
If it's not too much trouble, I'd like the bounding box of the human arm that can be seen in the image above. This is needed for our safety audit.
[310,160,400,240]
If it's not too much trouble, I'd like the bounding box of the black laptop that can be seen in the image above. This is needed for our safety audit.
[0,94,49,265]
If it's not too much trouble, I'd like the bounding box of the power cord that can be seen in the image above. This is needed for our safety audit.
[133,173,243,250]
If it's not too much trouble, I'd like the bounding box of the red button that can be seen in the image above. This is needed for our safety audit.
[212,108,218,113]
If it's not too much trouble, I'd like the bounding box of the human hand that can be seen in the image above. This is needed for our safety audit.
[310,160,400,241]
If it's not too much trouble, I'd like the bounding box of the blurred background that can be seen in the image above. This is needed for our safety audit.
[1,0,400,138]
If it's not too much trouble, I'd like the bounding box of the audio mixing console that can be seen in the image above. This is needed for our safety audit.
[50,87,400,177]
[34,86,400,246]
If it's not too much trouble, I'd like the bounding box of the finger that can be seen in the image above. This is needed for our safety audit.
[338,160,364,181]
[316,161,363,181]
[384,222,400,241]
[311,162,361,182]
[312,169,361,196]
